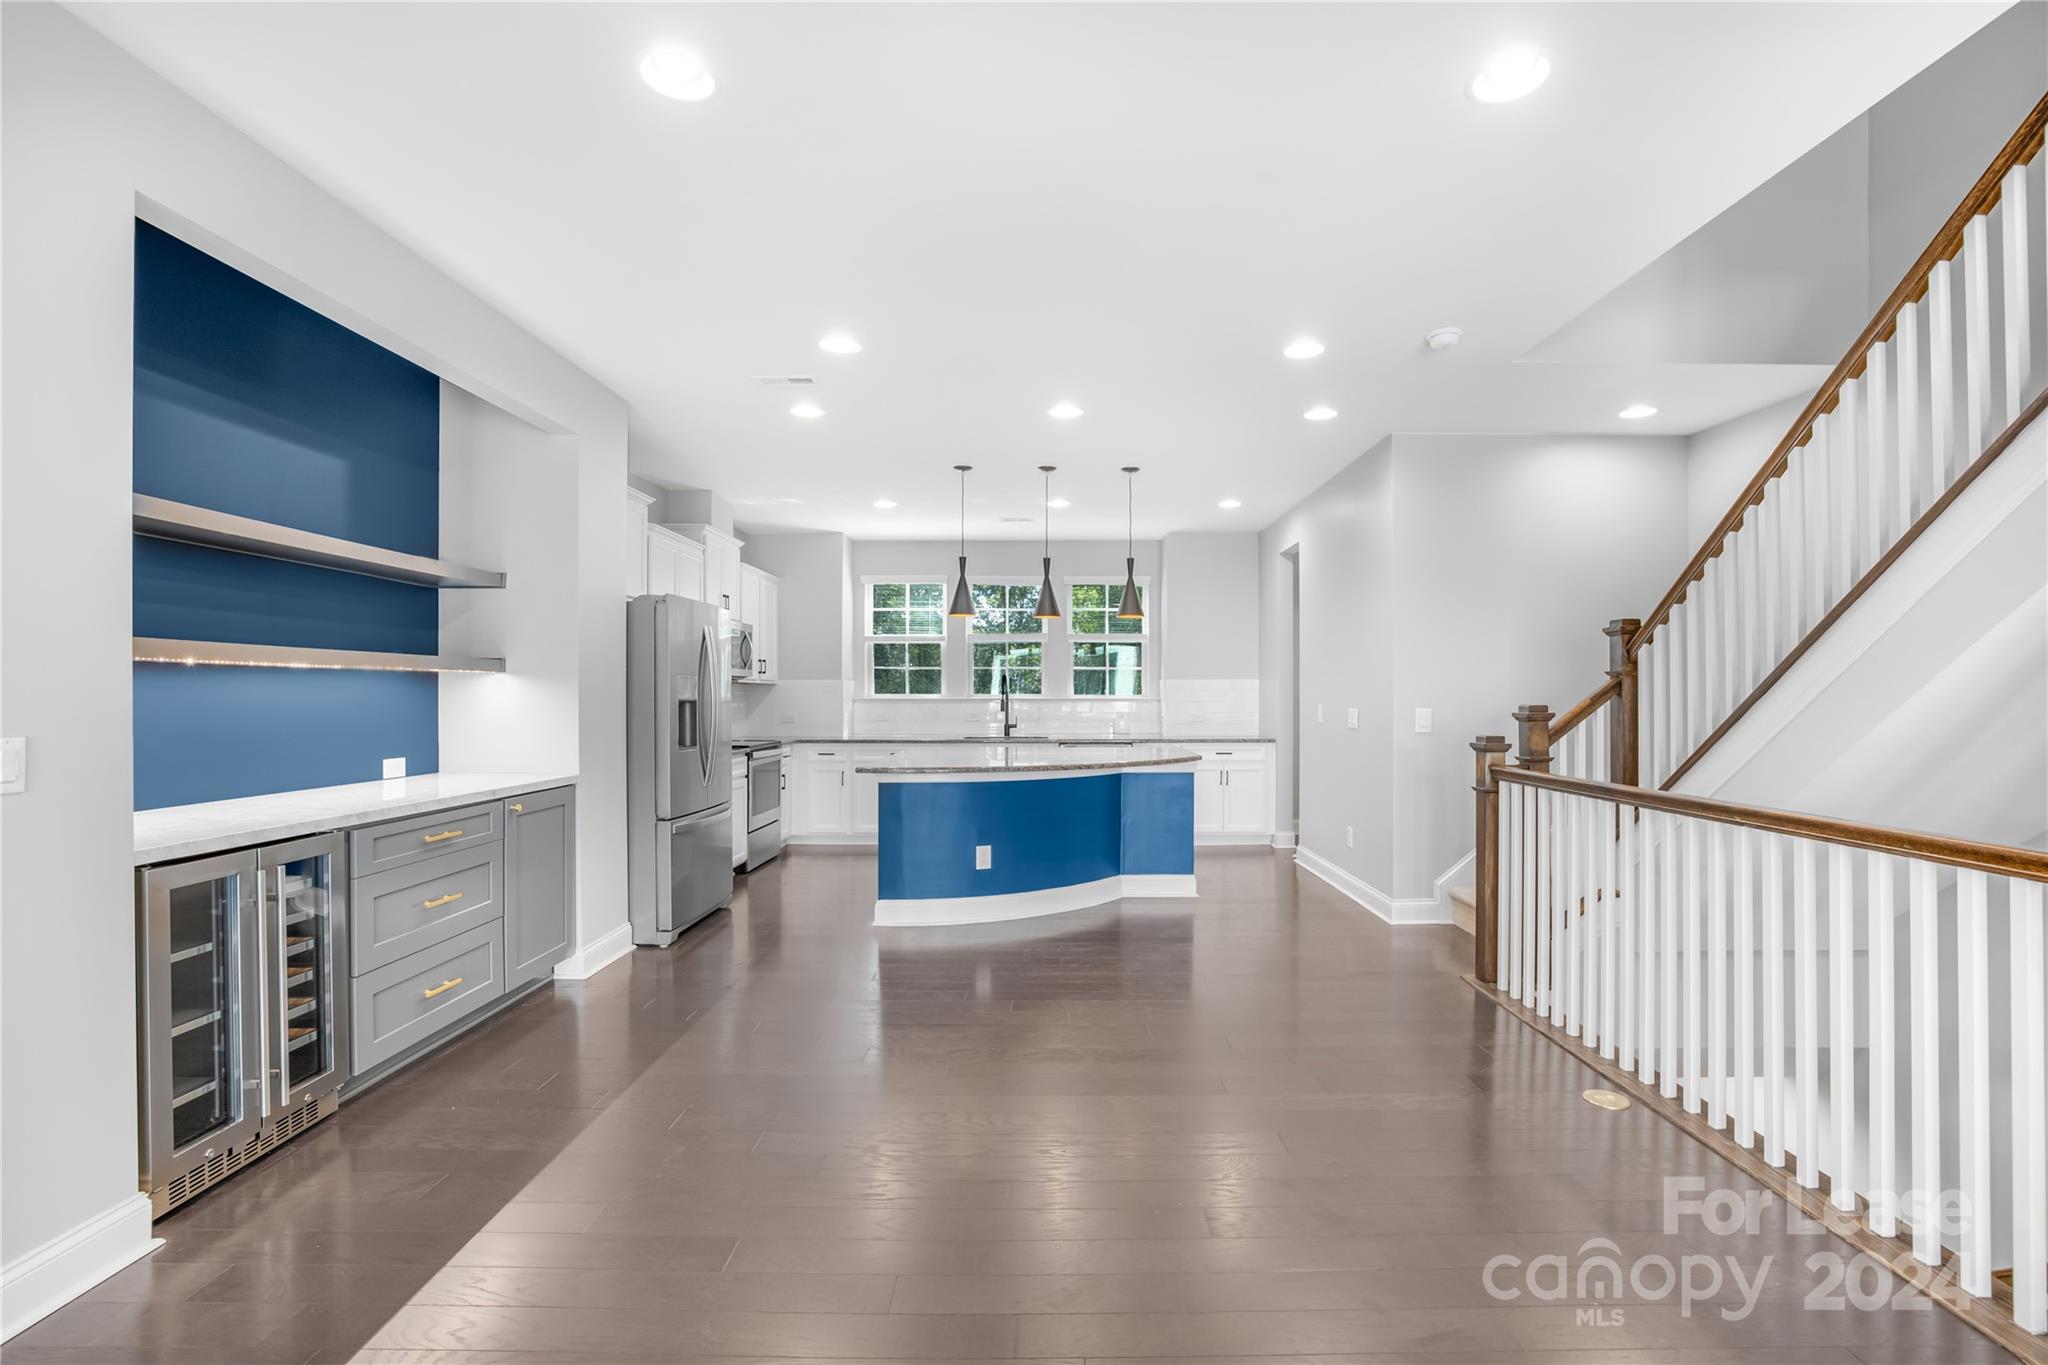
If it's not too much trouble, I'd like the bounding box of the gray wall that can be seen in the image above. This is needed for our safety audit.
[1261,433,1691,900]
[1161,532,1260,680]
[742,531,853,680]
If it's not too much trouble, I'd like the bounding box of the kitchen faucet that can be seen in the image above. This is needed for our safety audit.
[1000,670,1020,738]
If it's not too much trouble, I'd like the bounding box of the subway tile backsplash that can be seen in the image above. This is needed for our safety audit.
[733,678,1258,739]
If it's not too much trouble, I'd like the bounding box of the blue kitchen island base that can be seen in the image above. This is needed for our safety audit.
[870,754,1198,928]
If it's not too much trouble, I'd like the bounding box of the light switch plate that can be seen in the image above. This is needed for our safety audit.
[1,738,24,794]
[975,844,993,870]
[382,757,406,780]
[1345,707,1359,730]
[1315,704,1324,724]
[1415,708,1433,734]
[1345,825,1354,848]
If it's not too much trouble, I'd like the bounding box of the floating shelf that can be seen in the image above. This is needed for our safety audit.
[134,638,505,675]
[133,495,505,590]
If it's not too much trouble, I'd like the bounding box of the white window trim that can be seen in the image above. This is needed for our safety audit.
[1064,575,1151,698]
[966,577,1050,698]
[861,575,948,699]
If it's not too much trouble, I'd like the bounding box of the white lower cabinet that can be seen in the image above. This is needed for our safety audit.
[794,750,852,836]
[1194,746,1276,841]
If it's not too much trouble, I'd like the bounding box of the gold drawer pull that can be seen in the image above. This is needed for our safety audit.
[422,977,464,999]
[422,891,465,910]
[422,829,464,844]
[510,802,524,813]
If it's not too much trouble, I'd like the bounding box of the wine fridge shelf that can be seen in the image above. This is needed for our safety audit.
[167,941,215,965]
[170,1075,219,1109]
[169,1006,223,1038]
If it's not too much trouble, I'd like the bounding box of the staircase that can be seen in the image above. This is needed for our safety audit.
[1467,94,2048,1360]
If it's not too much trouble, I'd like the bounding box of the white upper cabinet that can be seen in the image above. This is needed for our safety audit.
[624,489,655,599]
[669,524,743,614]
[738,563,780,683]
[645,525,703,601]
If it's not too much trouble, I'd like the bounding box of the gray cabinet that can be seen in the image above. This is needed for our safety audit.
[352,844,502,975]
[505,786,575,987]
[350,800,501,876]
[350,921,505,1073]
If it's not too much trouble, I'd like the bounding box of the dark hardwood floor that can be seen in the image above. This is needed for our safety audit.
[13,849,2013,1363]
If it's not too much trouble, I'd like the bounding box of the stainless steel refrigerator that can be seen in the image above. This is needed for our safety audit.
[628,594,736,946]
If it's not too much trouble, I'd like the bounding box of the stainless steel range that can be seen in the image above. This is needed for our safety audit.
[736,741,786,871]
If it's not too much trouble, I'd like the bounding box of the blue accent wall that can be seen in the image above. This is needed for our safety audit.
[132,222,441,810]
[876,771,1195,901]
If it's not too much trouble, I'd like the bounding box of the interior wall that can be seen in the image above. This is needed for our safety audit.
[1159,531,1260,678]
[0,6,629,1332]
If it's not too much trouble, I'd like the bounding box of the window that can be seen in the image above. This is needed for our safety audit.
[1068,580,1146,696]
[866,580,944,695]
[970,582,1042,695]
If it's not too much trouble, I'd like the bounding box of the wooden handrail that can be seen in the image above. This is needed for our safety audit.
[1497,766,2048,883]
[1548,676,1619,744]
[1628,89,2048,657]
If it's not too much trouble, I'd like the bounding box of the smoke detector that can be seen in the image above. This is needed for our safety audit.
[1425,327,1463,351]
[752,375,816,388]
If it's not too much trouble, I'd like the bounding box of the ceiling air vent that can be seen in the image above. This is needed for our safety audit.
[998,516,1032,524]
[752,376,816,388]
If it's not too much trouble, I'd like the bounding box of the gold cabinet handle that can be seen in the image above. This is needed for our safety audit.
[422,977,464,999]
[422,829,464,844]
[510,803,524,813]
[422,891,464,910]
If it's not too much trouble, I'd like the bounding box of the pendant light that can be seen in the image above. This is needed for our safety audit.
[1117,465,1143,621]
[947,464,974,618]
[1032,464,1061,620]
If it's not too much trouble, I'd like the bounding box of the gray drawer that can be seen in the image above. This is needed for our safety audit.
[352,844,502,975]
[350,801,501,877]
[350,921,504,1075]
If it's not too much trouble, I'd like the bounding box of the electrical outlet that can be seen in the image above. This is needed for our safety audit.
[382,757,406,780]
[1346,707,1359,730]
[779,711,797,725]
[1415,708,1433,734]
[975,844,993,870]
[1,738,24,794]
[1345,825,1354,848]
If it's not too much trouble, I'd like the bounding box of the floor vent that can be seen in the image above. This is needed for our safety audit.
[153,1091,339,1216]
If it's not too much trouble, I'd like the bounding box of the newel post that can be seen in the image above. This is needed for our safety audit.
[1512,704,1554,773]
[1604,619,1641,787]
[1470,735,1512,984]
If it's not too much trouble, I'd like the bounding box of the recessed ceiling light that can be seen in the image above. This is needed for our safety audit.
[1618,403,1659,420]
[1425,326,1463,351]
[1304,405,1338,422]
[1048,401,1083,420]
[639,48,715,102]
[789,401,824,419]
[819,332,862,355]
[1468,47,1551,104]
[1218,498,1243,510]
[872,498,897,509]
[1283,338,1325,361]
[1048,498,1071,509]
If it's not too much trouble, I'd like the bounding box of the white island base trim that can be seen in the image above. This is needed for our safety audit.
[875,873,1197,927]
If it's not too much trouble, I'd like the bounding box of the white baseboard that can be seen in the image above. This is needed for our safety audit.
[1432,849,1476,922]
[1294,846,1446,925]
[553,921,633,981]
[785,833,876,848]
[1196,831,1274,846]
[876,873,1197,927]
[1,1193,157,1341]
[1271,829,1298,850]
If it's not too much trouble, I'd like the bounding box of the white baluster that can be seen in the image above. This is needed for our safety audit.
[1707,823,1729,1129]
[1536,788,1553,1018]
[1558,769,1575,1032]
[1779,449,1805,652]
[1688,576,1708,752]
[1963,215,1993,456]
[1637,808,1659,1086]
[1503,781,1520,1003]
[1683,820,1704,1114]
[1602,796,1620,1061]
[1762,834,1787,1167]
[1928,259,1958,494]
[1804,422,1832,629]
[1831,385,1859,605]
[1732,828,1756,1151]
[1957,867,1991,1296]
[1896,300,1923,526]
[1759,490,1782,682]
[1827,844,1858,1213]
[1909,859,1942,1265]
[2010,876,2046,1334]
[1866,852,1897,1237]
[1641,641,1661,787]
[1616,802,1635,1070]
[1524,782,1541,1008]
[1864,343,1890,568]
[2002,165,2031,426]
[1660,812,1681,1101]
[1796,839,1821,1188]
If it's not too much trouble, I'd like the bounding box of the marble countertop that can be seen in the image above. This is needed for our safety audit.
[748,735,1275,746]
[855,745,1201,776]
[135,771,577,865]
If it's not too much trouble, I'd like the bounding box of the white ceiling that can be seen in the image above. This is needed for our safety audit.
[77,2,2006,540]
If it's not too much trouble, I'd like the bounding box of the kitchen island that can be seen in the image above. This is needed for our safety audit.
[865,745,1197,926]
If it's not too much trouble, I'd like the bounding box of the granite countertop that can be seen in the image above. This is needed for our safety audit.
[135,771,577,865]
[748,735,1276,746]
[855,745,1202,776]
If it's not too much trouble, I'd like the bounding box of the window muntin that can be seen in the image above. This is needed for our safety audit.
[867,580,945,695]
[970,582,1042,695]
[1067,580,1146,696]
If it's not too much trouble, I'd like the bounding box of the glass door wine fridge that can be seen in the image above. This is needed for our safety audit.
[137,833,348,1215]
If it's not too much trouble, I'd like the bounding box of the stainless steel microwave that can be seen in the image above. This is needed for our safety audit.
[728,618,756,679]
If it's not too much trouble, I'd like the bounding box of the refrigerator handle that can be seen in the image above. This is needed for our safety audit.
[266,865,287,1117]
[700,625,717,788]
[243,873,269,1120]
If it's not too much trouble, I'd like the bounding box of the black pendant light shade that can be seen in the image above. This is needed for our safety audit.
[1033,465,1061,619]
[1117,465,1143,620]
[947,465,974,618]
